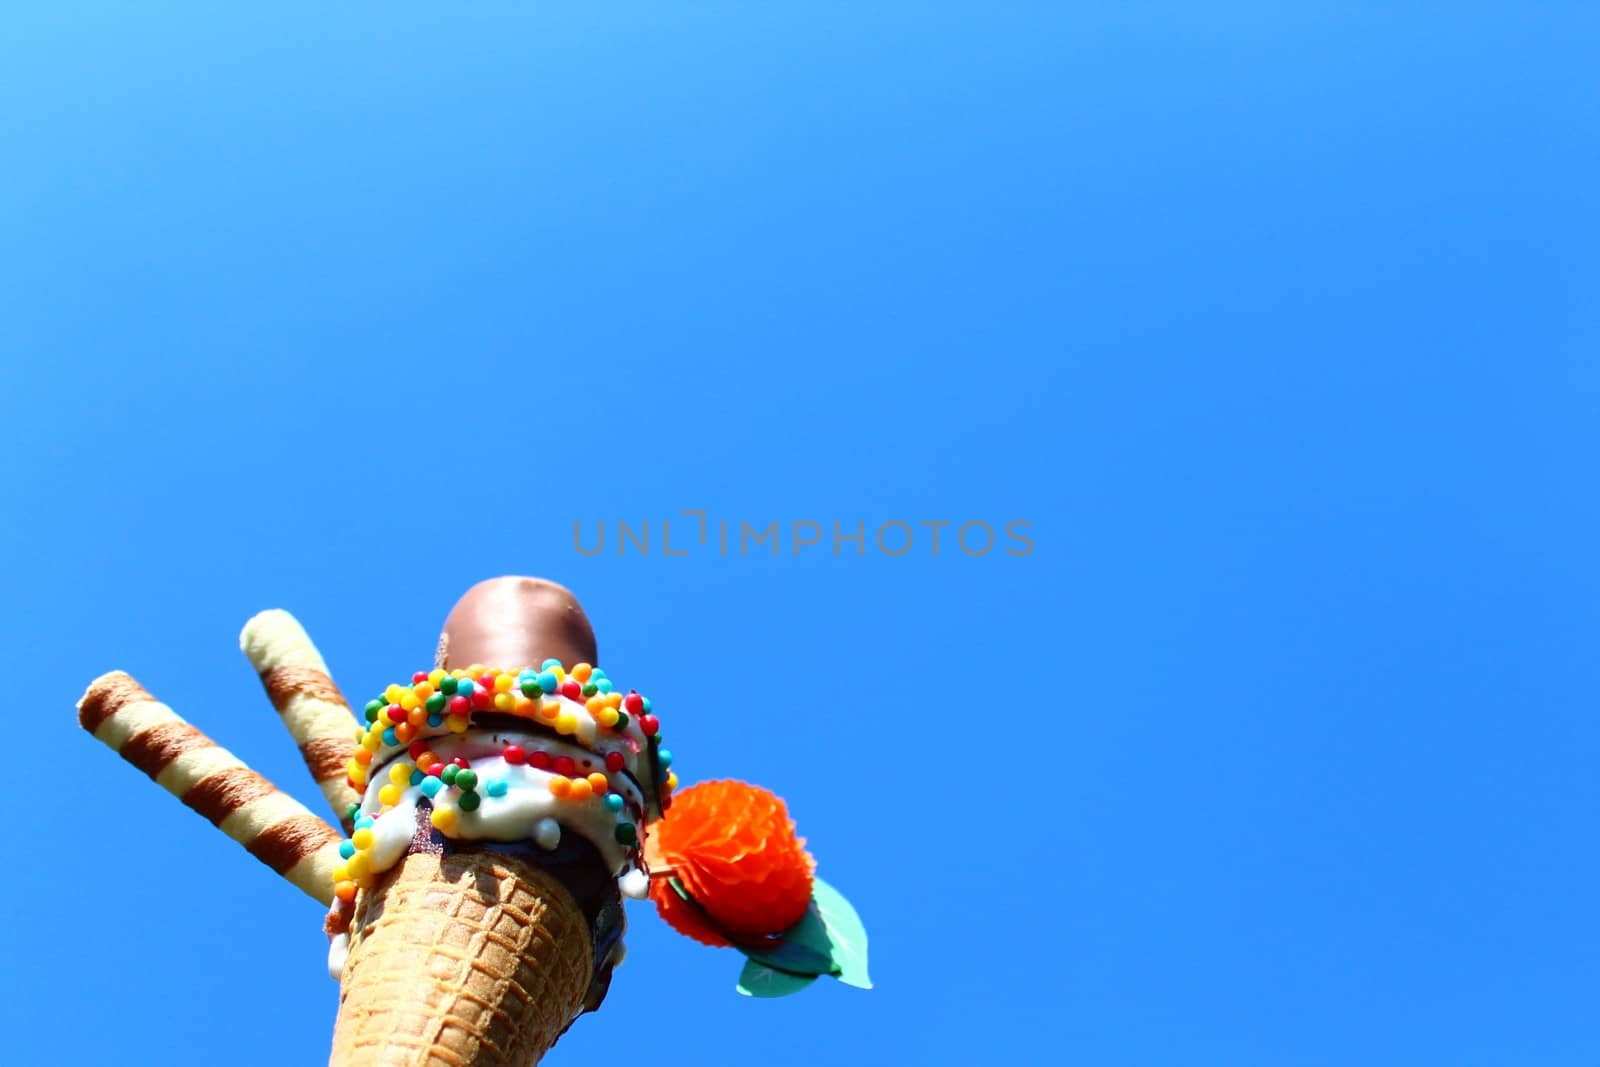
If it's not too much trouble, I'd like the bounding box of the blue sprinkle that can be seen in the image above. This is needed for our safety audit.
[540,658,562,670]
[537,671,559,693]
[381,728,398,746]
[427,713,444,727]
[486,779,509,798]
[354,814,375,830]
[339,840,356,859]
[641,696,652,714]
[603,793,624,813]
[595,679,614,694]
[410,770,424,786]
[590,668,607,680]
[658,748,673,769]
[420,776,443,798]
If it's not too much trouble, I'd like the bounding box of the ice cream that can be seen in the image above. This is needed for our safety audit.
[327,577,674,1065]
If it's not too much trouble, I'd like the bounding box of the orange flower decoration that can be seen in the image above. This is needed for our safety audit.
[645,779,816,947]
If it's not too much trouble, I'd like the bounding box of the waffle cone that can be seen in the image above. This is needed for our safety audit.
[331,847,593,1067]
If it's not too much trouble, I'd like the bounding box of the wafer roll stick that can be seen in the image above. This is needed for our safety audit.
[239,609,362,830]
[78,671,343,906]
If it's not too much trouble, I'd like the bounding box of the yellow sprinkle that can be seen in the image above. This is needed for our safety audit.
[446,715,470,734]
[352,727,365,743]
[347,852,372,880]
[388,763,413,786]
[332,862,349,882]
[430,806,457,832]
[384,684,405,704]
[555,711,578,735]
[604,691,623,710]
[427,669,445,687]
[551,666,566,683]
[493,673,513,693]
[345,758,362,779]
[666,771,679,790]
[378,784,402,806]
[598,708,620,728]
[362,732,382,752]
[399,691,420,711]
[493,692,515,712]
[352,827,374,850]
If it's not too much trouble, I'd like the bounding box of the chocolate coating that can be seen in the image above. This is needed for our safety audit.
[436,577,598,672]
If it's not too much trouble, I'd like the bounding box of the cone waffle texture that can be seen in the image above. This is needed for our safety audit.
[332,848,593,1067]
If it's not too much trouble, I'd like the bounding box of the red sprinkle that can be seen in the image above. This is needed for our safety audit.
[448,695,470,717]
[639,714,659,736]
[427,763,445,778]
[452,756,470,770]
[553,755,576,777]
[408,740,430,760]
[605,751,625,772]
[412,671,429,684]
[504,744,527,765]
[529,751,551,770]
[386,704,406,724]
[471,687,493,710]
[624,692,644,714]
[561,680,583,700]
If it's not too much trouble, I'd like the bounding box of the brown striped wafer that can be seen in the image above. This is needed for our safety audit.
[78,670,342,905]
[239,609,362,830]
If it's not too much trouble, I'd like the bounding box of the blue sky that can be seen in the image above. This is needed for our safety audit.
[5,4,1597,1065]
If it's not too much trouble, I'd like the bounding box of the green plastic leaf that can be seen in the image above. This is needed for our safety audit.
[738,902,837,977]
[737,958,820,998]
[812,878,873,989]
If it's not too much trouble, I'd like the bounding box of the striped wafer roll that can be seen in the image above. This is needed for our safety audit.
[239,609,362,830]
[78,670,342,906]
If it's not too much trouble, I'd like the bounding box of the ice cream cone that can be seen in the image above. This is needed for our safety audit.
[328,578,629,1066]
[330,844,591,1067]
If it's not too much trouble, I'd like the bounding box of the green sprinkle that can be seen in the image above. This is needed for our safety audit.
[456,769,478,791]
[458,792,481,812]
